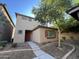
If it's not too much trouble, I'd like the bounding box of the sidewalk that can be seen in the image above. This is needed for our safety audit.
[28,41,55,59]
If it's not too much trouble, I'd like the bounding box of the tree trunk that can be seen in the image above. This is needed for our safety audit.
[54,20,61,47]
[58,28,61,47]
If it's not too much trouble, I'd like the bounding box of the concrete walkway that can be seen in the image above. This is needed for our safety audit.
[28,41,55,59]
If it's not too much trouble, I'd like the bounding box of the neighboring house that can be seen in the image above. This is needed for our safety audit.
[0,4,15,42]
[14,13,58,44]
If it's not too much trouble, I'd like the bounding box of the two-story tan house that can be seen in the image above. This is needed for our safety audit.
[0,4,15,42]
[14,13,58,44]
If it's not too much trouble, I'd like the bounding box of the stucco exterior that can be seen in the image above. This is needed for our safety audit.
[14,13,40,43]
[40,28,58,43]
[14,13,58,43]
[32,28,41,43]
[32,28,58,44]
[0,4,14,42]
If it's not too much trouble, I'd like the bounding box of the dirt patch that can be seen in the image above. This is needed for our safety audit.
[0,50,36,59]
[0,42,31,51]
[40,42,72,59]
[63,40,79,59]
[0,42,36,59]
[67,45,79,59]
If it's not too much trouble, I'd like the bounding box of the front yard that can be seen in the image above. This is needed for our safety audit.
[67,45,79,59]
[0,42,36,59]
[0,50,36,59]
[40,42,72,59]
[0,40,78,59]
[66,40,79,59]
[0,42,31,51]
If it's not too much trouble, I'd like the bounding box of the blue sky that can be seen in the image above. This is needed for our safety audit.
[0,0,79,25]
[0,0,39,24]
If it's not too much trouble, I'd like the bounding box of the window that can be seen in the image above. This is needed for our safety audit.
[45,30,56,39]
[18,30,22,34]
[28,18,32,21]
[22,16,32,21]
[0,11,2,16]
[22,16,26,20]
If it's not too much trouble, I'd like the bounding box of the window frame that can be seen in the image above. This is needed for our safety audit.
[45,30,56,39]
[18,30,23,34]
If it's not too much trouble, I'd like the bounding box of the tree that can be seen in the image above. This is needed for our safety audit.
[32,0,72,47]
[62,18,79,32]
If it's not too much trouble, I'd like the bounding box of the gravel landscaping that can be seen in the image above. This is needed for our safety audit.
[0,42,36,59]
[0,42,31,51]
[40,42,72,59]
[0,50,36,59]
[67,46,79,59]
[66,40,79,59]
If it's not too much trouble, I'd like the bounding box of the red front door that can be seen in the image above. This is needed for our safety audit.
[25,30,32,42]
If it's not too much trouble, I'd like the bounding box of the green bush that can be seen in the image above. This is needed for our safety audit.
[62,37,66,40]
[70,36,74,40]
[61,37,66,42]
[0,41,7,47]
[11,43,17,48]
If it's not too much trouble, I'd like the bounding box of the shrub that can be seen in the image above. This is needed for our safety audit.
[11,43,17,48]
[0,41,7,47]
[62,37,66,40]
[61,37,66,42]
[70,36,74,40]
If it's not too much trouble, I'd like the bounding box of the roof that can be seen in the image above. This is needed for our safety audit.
[66,5,79,14]
[33,25,58,31]
[66,5,79,20]
[0,3,15,26]
[15,13,35,19]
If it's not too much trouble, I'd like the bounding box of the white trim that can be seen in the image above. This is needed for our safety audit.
[68,7,79,14]
[62,43,75,59]
[0,49,33,54]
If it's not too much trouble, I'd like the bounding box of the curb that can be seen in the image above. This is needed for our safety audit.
[0,42,53,54]
[0,49,33,54]
[0,42,56,54]
[62,43,75,59]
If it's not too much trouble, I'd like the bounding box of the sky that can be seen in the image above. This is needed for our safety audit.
[0,0,79,25]
[0,0,39,24]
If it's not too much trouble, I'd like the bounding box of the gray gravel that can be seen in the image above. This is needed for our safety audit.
[0,50,36,59]
[41,43,72,59]
[64,40,79,59]
[67,46,79,59]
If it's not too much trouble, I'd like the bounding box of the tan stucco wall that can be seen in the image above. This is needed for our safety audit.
[40,28,58,43]
[32,28,58,44]
[15,15,40,30]
[61,32,79,40]
[14,30,25,43]
[32,28,41,43]
[14,13,58,43]
[14,15,40,43]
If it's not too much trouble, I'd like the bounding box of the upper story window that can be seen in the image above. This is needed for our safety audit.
[28,18,32,21]
[22,16,32,21]
[22,16,26,20]
[0,11,2,16]
[0,16,6,22]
